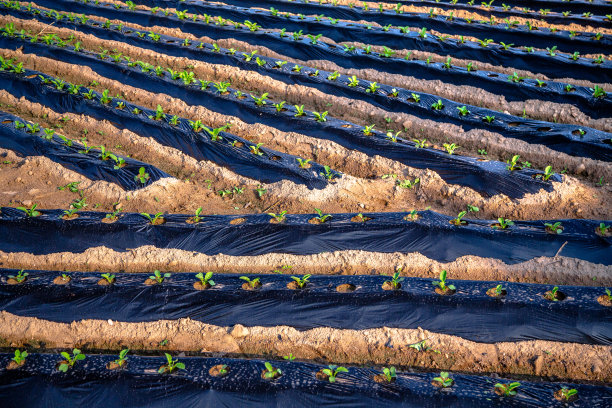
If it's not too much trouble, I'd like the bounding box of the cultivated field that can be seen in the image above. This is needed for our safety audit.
[0,0,610,405]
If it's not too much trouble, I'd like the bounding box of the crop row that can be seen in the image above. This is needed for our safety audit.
[0,61,340,189]
[138,0,612,54]
[0,108,169,190]
[4,7,610,162]
[2,269,611,343]
[7,3,612,114]
[17,0,612,83]
[1,207,609,264]
[0,31,570,198]
[220,0,612,28]
[2,352,606,406]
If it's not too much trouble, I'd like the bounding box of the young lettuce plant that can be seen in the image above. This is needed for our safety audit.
[290,274,311,289]
[313,208,332,223]
[495,382,520,396]
[110,348,129,368]
[17,203,41,217]
[319,165,337,181]
[8,269,28,283]
[536,166,555,181]
[432,372,453,388]
[195,272,215,288]
[544,221,563,234]
[58,348,86,372]
[555,387,578,402]
[134,167,150,184]
[262,362,282,379]
[100,273,116,284]
[383,272,404,290]
[149,270,171,284]
[433,270,456,294]
[268,210,287,223]
[158,353,185,374]
[493,218,514,229]
[11,349,28,367]
[320,365,348,383]
[240,276,261,289]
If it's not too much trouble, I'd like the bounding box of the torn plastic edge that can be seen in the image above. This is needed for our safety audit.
[0,207,609,265]
[22,0,612,83]
[7,3,610,121]
[0,353,610,408]
[0,34,563,199]
[136,0,612,55]
[0,109,170,190]
[5,8,610,163]
[0,68,338,190]
[2,269,611,344]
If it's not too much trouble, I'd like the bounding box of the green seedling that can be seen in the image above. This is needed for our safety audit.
[494,218,514,229]
[250,92,268,106]
[134,167,150,184]
[433,371,453,387]
[290,274,311,289]
[158,353,185,374]
[409,339,439,353]
[100,273,115,284]
[268,211,288,223]
[141,212,164,224]
[506,154,522,171]
[591,85,607,99]
[240,276,261,288]
[457,106,470,116]
[386,131,401,142]
[386,272,404,289]
[11,349,28,365]
[8,269,28,283]
[111,349,129,368]
[397,178,420,189]
[602,289,611,301]
[321,365,348,383]
[150,270,171,283]
[319,165,336,181]
[548,286,561,301]
[544,221,563,234]
[443,143,458,155]
[379,366,396,382]
[536,166,555,181]
[250,143,264,156]
[413,139,428,148]
[195,272,215,287]
[492,284,505,296]
[17,203,41,217]
[431,100,444,110]
[483,115,495,123]
[557,388,578,401]
[274,101,286,112]
[255,185,267,198]
[362,124,375,136]
[262,362,281,379]
[433,270,455,292]
[295,158,312,169]
[313,208,332,223]
[294,105,305,116]
[283,353,295,362]
[495,382,520,396]
[313,111,328,122]
[58,349,85,372]
[348,75,359,87]
[203,125,227,141]
[598,223,610,235]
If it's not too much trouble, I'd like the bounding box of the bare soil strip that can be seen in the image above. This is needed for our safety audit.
[1,312,609,383]
[1,247,610,286]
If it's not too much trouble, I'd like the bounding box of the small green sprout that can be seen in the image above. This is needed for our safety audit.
[433,270,456,292]
[313,111,328,122]
[557,388,577,401]
[17,203,41,217]
[262,362,282,379]
[548,286,561,301]
[100,273,115,284]
[195,272,215,287]
[8,269,28,283]
[274,101,286,112]
[495,382,520,396]
[250,92,268,107]
[432,372,453,387]
[413,139,428,148]
[386,272,404,290]
[149,270,170,283]
[268,211,288,222]
[134,167,150,184]
[380,366,396,382]
[443,143,458,155]
[598,223,610,235]
[250,142,264,156]
[431,100,444,110]
[240,276,261,288]
[319,165,336,181]
[158,353,185,374]
[294,105,306,117]
[12,349,28,365]
[283,353,295,362]
[58,348,86,372]
[290,274,311,289]
[506,154,522,171]
[483,115,495,123]
[494,218,514,229]
[544,221,563,234]
[313,208,332,223]
[409,339,439,353]
[112,349,129,367]
[536,166,555,181]
[457,106,470,116]
[321,365,348,383]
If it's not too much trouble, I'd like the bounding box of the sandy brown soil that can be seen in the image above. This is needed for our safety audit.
[1,311,610,383]
[1,247,610,286]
